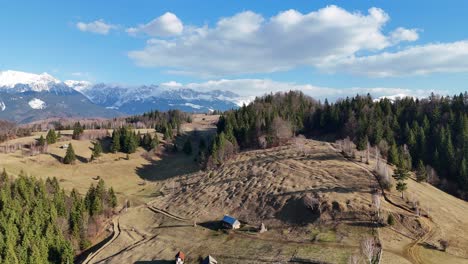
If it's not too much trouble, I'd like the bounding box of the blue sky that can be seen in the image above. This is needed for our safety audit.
[1,0,468,99]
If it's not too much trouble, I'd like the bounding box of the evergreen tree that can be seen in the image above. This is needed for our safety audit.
[108,187,117,208]
[393,166,409,198]
[37,135,46,146]
[46,129,57,144]
[92,141,103,159]
[72,122,84,140]
[388,143,400,166]
[396,181,408,198]
[111,130,121,153]
[63,143,76,164]
[150,133,159,149]
[416,160,427,182]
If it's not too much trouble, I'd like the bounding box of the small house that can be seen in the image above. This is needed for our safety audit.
[202,255,217,264]
[175,251,185,264]
[221,215,241,229]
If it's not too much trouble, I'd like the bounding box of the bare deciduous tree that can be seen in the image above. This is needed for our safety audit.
[361,237,376,264]
[372,193,381,218]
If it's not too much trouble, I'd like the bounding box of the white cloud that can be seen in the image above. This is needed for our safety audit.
[76,19,116,35]
[126,12,183,37]
[160,81,183,88]
[390,27,419,43]
[161,78,442,100]
[327,41,468,77]
[129,6,417,77]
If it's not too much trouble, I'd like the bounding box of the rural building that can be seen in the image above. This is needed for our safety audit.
[221,215,241,229]
[202,255,217,264]
[175,251,185,264]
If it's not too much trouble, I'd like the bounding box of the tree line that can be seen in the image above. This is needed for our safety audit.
[0,169,117,263]
[208,91,468,199]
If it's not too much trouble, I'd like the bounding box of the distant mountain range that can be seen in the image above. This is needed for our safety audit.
[0,70,246,123]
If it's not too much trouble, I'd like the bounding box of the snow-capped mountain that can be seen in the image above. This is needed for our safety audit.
[75,83,244,114]
[0,70,246,122]
[0,70,120,123]
[0,70,60,91]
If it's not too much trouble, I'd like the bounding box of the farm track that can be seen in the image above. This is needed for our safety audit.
[404,217,436,264]
[82,217,121,264]
[146,204,192,222]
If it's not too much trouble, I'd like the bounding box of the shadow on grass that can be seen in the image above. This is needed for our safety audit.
[135,130,209,181]
[198,221,223,231]
[50,153,88,164]
[346,221,384,228]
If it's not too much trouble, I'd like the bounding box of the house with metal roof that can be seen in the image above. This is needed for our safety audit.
[221,215,241,229]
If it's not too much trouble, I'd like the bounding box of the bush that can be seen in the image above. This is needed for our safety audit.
[387,214,395,226]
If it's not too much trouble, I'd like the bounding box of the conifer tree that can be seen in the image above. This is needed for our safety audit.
[38,135,46,146]
[72,122,84,140]
[108,187,117,208]
[150,133,159,149]
[396,181,408,198]
[92,141,103,159]
[416,160,427,182]
[111,130,121,153]
[393,166,409,198]
[46,129,57,144]
[63,143,76,164]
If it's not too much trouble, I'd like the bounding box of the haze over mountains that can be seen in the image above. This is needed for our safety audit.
[0,70,244,123]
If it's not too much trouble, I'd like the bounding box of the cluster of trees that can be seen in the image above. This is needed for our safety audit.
[111,127,139,154]
[111,127,160,154]
[44,129,60,144]
[311,93,468,196]
[0,120,32,143]
[0,170,117,263]
[140,132,159,151]
[206,91,317,168]
[209,91,468,198]
[126,109,190,133]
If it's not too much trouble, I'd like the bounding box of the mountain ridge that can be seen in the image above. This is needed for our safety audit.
[0,70,246,122]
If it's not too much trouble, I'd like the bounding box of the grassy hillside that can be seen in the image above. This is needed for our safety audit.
[1,114,467,263]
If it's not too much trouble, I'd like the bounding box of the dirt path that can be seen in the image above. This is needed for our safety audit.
[404,217,436,264]
[82,217,121,264]
[146,204,191,222]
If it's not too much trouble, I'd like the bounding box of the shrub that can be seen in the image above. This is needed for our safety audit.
[387,214,395,226]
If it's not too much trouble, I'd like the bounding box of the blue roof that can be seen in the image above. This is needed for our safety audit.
[222,215,239,225]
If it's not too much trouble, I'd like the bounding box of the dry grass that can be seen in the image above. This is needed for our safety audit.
[89,138,382,264]
[1,118,468,263]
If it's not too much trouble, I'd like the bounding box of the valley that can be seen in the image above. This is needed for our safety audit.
[1,114,467,263]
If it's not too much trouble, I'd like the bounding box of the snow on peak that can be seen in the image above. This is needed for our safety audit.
[64,80,92,91]
[28,98,46,109]
[0,101,5,111]
[0,70,60,91]
[374,93,415,102]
